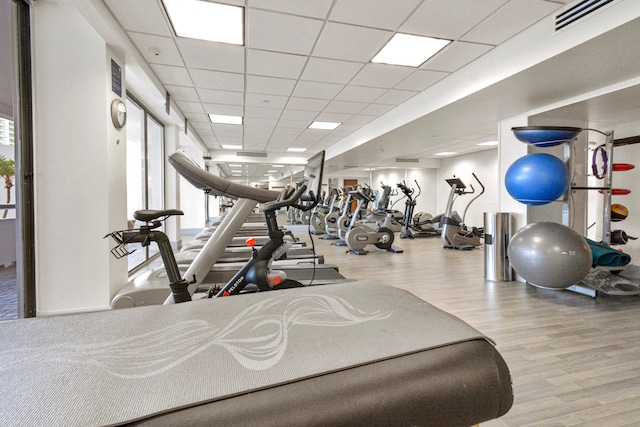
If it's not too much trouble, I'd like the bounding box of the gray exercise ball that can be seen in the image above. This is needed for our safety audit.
[508,222,592,289]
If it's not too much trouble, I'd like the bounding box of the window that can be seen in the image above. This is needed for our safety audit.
[125,96,165,271]
[0,118,15,146]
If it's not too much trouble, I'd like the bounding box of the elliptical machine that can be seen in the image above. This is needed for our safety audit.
[397,181,439,239]
[344,187,403,255]
[441,173,485,250]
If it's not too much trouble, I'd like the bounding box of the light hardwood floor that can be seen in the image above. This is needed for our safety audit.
[298,230,640,427]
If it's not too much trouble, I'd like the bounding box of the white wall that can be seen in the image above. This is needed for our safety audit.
[32,0,127,314]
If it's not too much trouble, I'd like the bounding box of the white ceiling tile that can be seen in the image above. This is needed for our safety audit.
[203,103,244,116]
[104,0,172,36]
[358,103,395,115]
[461,0,561,45]
[247,49,307,79]
[375,89,419,105]
[346,115,377,125]
[128,33,183,67]
[247,0,333,19]
[286,97,330,111]
[323,100,367,114]
[191,122,213,131]
[395,69,449,91]
[213,124,243,136]
[400,0,508,40]
[150,64,192,86]
[245,106,282,119]
[351,64,415,88]
[422,41,495,72]
[247,9,324,55]
[334,123,364,132]
[177,39,244,73]
[176,100,205,114]
[245,117,279,128]
[166,85,199,102]
[197,88,244,105]
[301,58,364,84]
[276,119,310,129]
[335,85,388,103]
[246,75,297,96]
[184,112,210,123]
[313,22,393,62]
[329,0,422,30]
[245,93,289,109]
[315,112,353,123]
[293,81,345,99]
[280,109,318,121]
[189,69,244,91]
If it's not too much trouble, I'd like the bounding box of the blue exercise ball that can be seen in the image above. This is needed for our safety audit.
[505,153,570,205]
[508,222,592,289]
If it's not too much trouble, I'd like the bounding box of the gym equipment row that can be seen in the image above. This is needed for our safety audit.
[108,151,347,308]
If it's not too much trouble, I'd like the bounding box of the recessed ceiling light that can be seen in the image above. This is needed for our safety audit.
[221,144,242,150]
[308,121,341,130]
[209,114,243,125]
[372,33,451,67]
[477,141,499,146]
[163,0,244,45]
[287,148,306,152]
[434,151,458,156]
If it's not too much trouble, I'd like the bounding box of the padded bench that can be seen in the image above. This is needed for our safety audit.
[0,281,512,426]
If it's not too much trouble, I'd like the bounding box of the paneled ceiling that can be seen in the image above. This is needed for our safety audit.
[102,0,577,181]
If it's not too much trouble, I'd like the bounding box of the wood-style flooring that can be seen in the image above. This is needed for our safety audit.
[299,230,640,427]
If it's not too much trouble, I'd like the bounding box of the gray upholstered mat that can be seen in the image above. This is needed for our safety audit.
[0,281,486,426]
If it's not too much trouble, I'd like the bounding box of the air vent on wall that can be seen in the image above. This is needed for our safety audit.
[555,0,616,31]
[236,151,267,157]
[396,157,419,163]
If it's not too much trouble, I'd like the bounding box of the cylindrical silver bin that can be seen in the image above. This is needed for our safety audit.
[484,212,513,281]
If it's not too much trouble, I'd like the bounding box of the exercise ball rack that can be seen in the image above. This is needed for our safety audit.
[512,126,640,297]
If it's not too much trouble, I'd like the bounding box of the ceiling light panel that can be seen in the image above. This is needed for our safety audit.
[309,121,341,130]
[372,34,451,67]
[163,0,244,45]
[209,114,243,125]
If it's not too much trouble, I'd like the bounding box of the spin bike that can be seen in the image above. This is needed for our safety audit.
[344,188,403,255]
[107,153,325,302]
[441,173,485,250]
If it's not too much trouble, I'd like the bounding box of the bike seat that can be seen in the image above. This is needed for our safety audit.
[133,209,184,222]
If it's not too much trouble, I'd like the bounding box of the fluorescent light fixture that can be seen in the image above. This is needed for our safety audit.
[372,33,451,67]
[267,170,278,173]
[272,164,284,168]
[209,114,243,125]
[477,140,499,146]
[221,144,242,150]
[434,151,458,156]
[163,0,244,45]
[229,164,242,167]
[308,121,341,130]
[287,147,307,152]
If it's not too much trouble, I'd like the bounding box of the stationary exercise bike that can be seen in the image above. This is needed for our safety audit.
[344,187,403,255]
[106,151,325,302]
[441,173,485,250]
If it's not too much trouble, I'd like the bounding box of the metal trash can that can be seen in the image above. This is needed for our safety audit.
[484,212,513,281]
